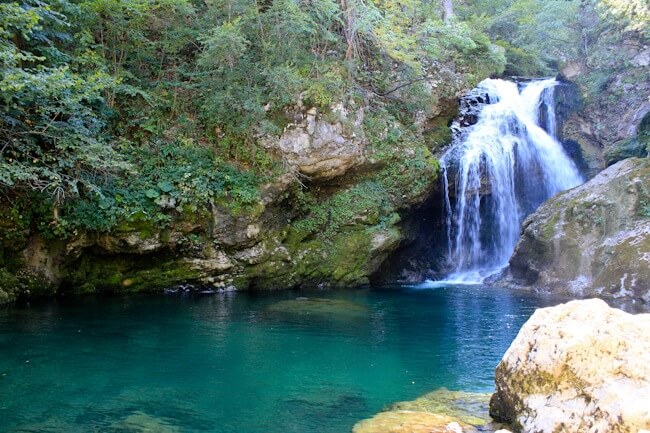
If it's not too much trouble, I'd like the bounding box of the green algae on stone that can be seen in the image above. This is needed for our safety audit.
[62,255,205,295]
[389,388,493,426]
[244,221,401,290]
[353,388,509,433]
[353,410,474,433]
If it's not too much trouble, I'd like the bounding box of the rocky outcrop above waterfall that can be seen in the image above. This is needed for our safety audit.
[502,157,650,302]
[260,104,365,180]
[559,9,649,178]
[489,299,650,433]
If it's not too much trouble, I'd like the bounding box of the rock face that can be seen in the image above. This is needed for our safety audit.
[503,157,650,302]
[262,104,365,180]
[0,96,445,303]
[490,299,650,433]
[559,15,649,178]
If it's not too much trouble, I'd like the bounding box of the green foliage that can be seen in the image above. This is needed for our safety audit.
[51,140,262,237]
[460,0,582,73]
[495,41,547,76]
[567,1,649,107]
[0,0,126,205]
[195,0,504,151]
[598,0,650,38]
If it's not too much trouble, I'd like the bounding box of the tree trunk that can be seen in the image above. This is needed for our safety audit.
[340,0,358,60]
[442,0,453,24]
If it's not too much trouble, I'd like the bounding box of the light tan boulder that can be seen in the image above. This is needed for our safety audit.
[490,299,650,433]
[353,411,470,433]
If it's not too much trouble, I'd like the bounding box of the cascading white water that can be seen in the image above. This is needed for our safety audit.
[439,78,583,283]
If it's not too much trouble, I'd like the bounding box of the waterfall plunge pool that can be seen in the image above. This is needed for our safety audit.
[0,285,571,432]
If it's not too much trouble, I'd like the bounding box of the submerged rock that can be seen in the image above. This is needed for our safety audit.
[389,388,492,426]
[353,411,470,433]
[503,157,650,302]
[266,297,369,319]
[354,388,508,433]
[490,299,650,433]
[110,411,180,433]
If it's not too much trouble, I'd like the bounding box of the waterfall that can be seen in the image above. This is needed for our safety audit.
[439,78,583,283]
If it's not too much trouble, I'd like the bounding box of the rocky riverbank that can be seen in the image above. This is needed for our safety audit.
[0,94,453,304]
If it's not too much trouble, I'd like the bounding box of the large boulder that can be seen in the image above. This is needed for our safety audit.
[503,157,650,302]
[490,299,650,433]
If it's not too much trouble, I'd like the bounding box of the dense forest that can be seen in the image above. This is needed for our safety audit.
[0,0,648,300]
[1,0,646,233]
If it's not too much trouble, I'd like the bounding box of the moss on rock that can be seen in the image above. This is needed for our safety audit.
[0,267,56,305]
[503,158,650,301]
[62,254,205,295]
[603,136,648,167]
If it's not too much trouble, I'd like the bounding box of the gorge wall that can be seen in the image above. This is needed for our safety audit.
[0,85,460,305]
[558,5,649,178]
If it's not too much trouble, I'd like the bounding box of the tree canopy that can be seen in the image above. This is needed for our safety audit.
[0,0,643,236]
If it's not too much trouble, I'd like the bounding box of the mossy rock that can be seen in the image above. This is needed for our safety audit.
[62,254,204,295]
[353,410,472,433]
[425,117,453,153]
[0,268,56,304]
[389,388,492,426]
[604,137,648,167]
[504,158,650,301]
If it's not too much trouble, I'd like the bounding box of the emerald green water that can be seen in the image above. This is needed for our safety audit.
[0,285,566,432]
